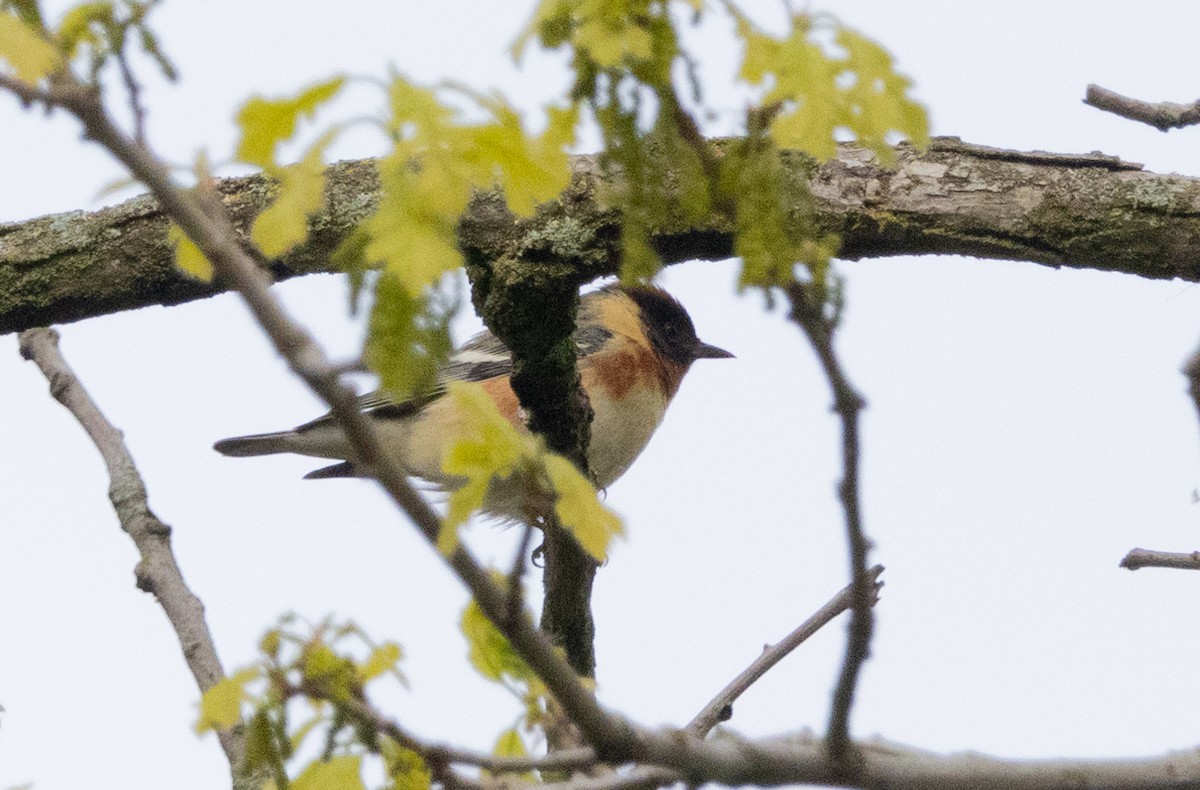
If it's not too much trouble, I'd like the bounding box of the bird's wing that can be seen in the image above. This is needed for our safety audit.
[293,322,614,433]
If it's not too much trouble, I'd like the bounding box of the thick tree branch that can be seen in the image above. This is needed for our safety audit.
[532,734,1200,790]
[1085,84,1200,132]
[8,137,1200,334]
[17,326,245,777]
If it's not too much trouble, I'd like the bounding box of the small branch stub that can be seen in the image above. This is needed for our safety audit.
[1084,84,1200,132]
[1120,548,1200,571]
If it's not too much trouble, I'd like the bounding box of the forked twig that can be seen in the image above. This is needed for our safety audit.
[689,565,884,736]
[17,327,242,770]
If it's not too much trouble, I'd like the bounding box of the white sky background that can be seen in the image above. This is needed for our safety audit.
[4,1,1200,788]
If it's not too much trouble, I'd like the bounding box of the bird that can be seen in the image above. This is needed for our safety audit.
[214,284,732,497]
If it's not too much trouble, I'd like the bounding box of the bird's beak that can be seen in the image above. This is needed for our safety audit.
[694,341,734,360]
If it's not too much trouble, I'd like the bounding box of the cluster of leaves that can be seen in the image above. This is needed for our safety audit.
[0,0,173,84]
[196,616,428,790]
[517,0,929,291]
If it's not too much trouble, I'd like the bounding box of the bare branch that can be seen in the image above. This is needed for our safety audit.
[16,327,243,772]
[785,283,871,771]
[1120,547,1200,571]
[530,733,1200,790]
[1084,84,1200,132]
[688,565,884,737]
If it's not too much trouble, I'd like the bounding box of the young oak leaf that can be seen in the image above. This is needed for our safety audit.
[544,454,623,561]
[53,1,112,59]
[488,727,533,780]
[236,76,344,170]
[291,754,365,790]
[168,222,212,281]
[493,727,528,759]
[439,382,528,552]
[356,641,403,683]
[574,0,653,67]
[736,15,927,163]
[835,28,929,163]
[195,666,261,733]
[251,130,336,257]
[0,13,62,83]
[461,591,535,684]
[364,148,468,293]
[383,739,432,790]
[468,99,578,215]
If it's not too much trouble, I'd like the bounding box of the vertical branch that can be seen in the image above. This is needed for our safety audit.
[465,261,599,677]
[786,282,871,772]
[18,327,246,778]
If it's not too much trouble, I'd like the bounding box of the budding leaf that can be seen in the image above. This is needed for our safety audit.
[544,454,623,561]
[0,13,61,83]
[292,755,365,790]
[168,222,212,281]
[236,77,344,169]
[356,641,403,683]
[251,133,333,257]
[461,594,534,684]
[195,667,259,733]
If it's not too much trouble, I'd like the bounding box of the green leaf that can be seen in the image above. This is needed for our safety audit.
[736,14,927,162]
[473,100,577,215]
[195,667,259,733]
[493,727,527,758]
[356,642,403,683]
[251,131,334,257]
[167,221,212,281]
[292,755,365,790]
[461,593,534,684]
[244,709,286,779]
[364,148,466,292]
[236,76,344,169]
[487,727,532,780]
[383,740,432,790]
[573,0,653,67]
[440,475,487,555]
[54,1,111,58]
[0,12,61,82]
[441,382,529,478]
[544,454,623,561]
[259,628,282,660]
[364,273,457,400]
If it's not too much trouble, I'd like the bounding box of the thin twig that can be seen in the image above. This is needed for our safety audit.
[1182,345,1200,443]
[17,327,243,770]
[1084,84,1200,132]
[114,45,149,146]
[688,565,884,737]
[1120,548,1200,571]
[785,282,871,773]
[507,522,536,619]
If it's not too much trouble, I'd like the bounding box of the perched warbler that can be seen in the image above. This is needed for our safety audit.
[214,285,732,492]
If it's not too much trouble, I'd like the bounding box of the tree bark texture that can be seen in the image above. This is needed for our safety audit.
[3,136,1198,335]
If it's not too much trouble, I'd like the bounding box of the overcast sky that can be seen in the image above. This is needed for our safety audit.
[5,2,1200,789]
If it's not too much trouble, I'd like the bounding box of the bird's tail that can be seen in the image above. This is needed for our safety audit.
[213,432,298,457]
